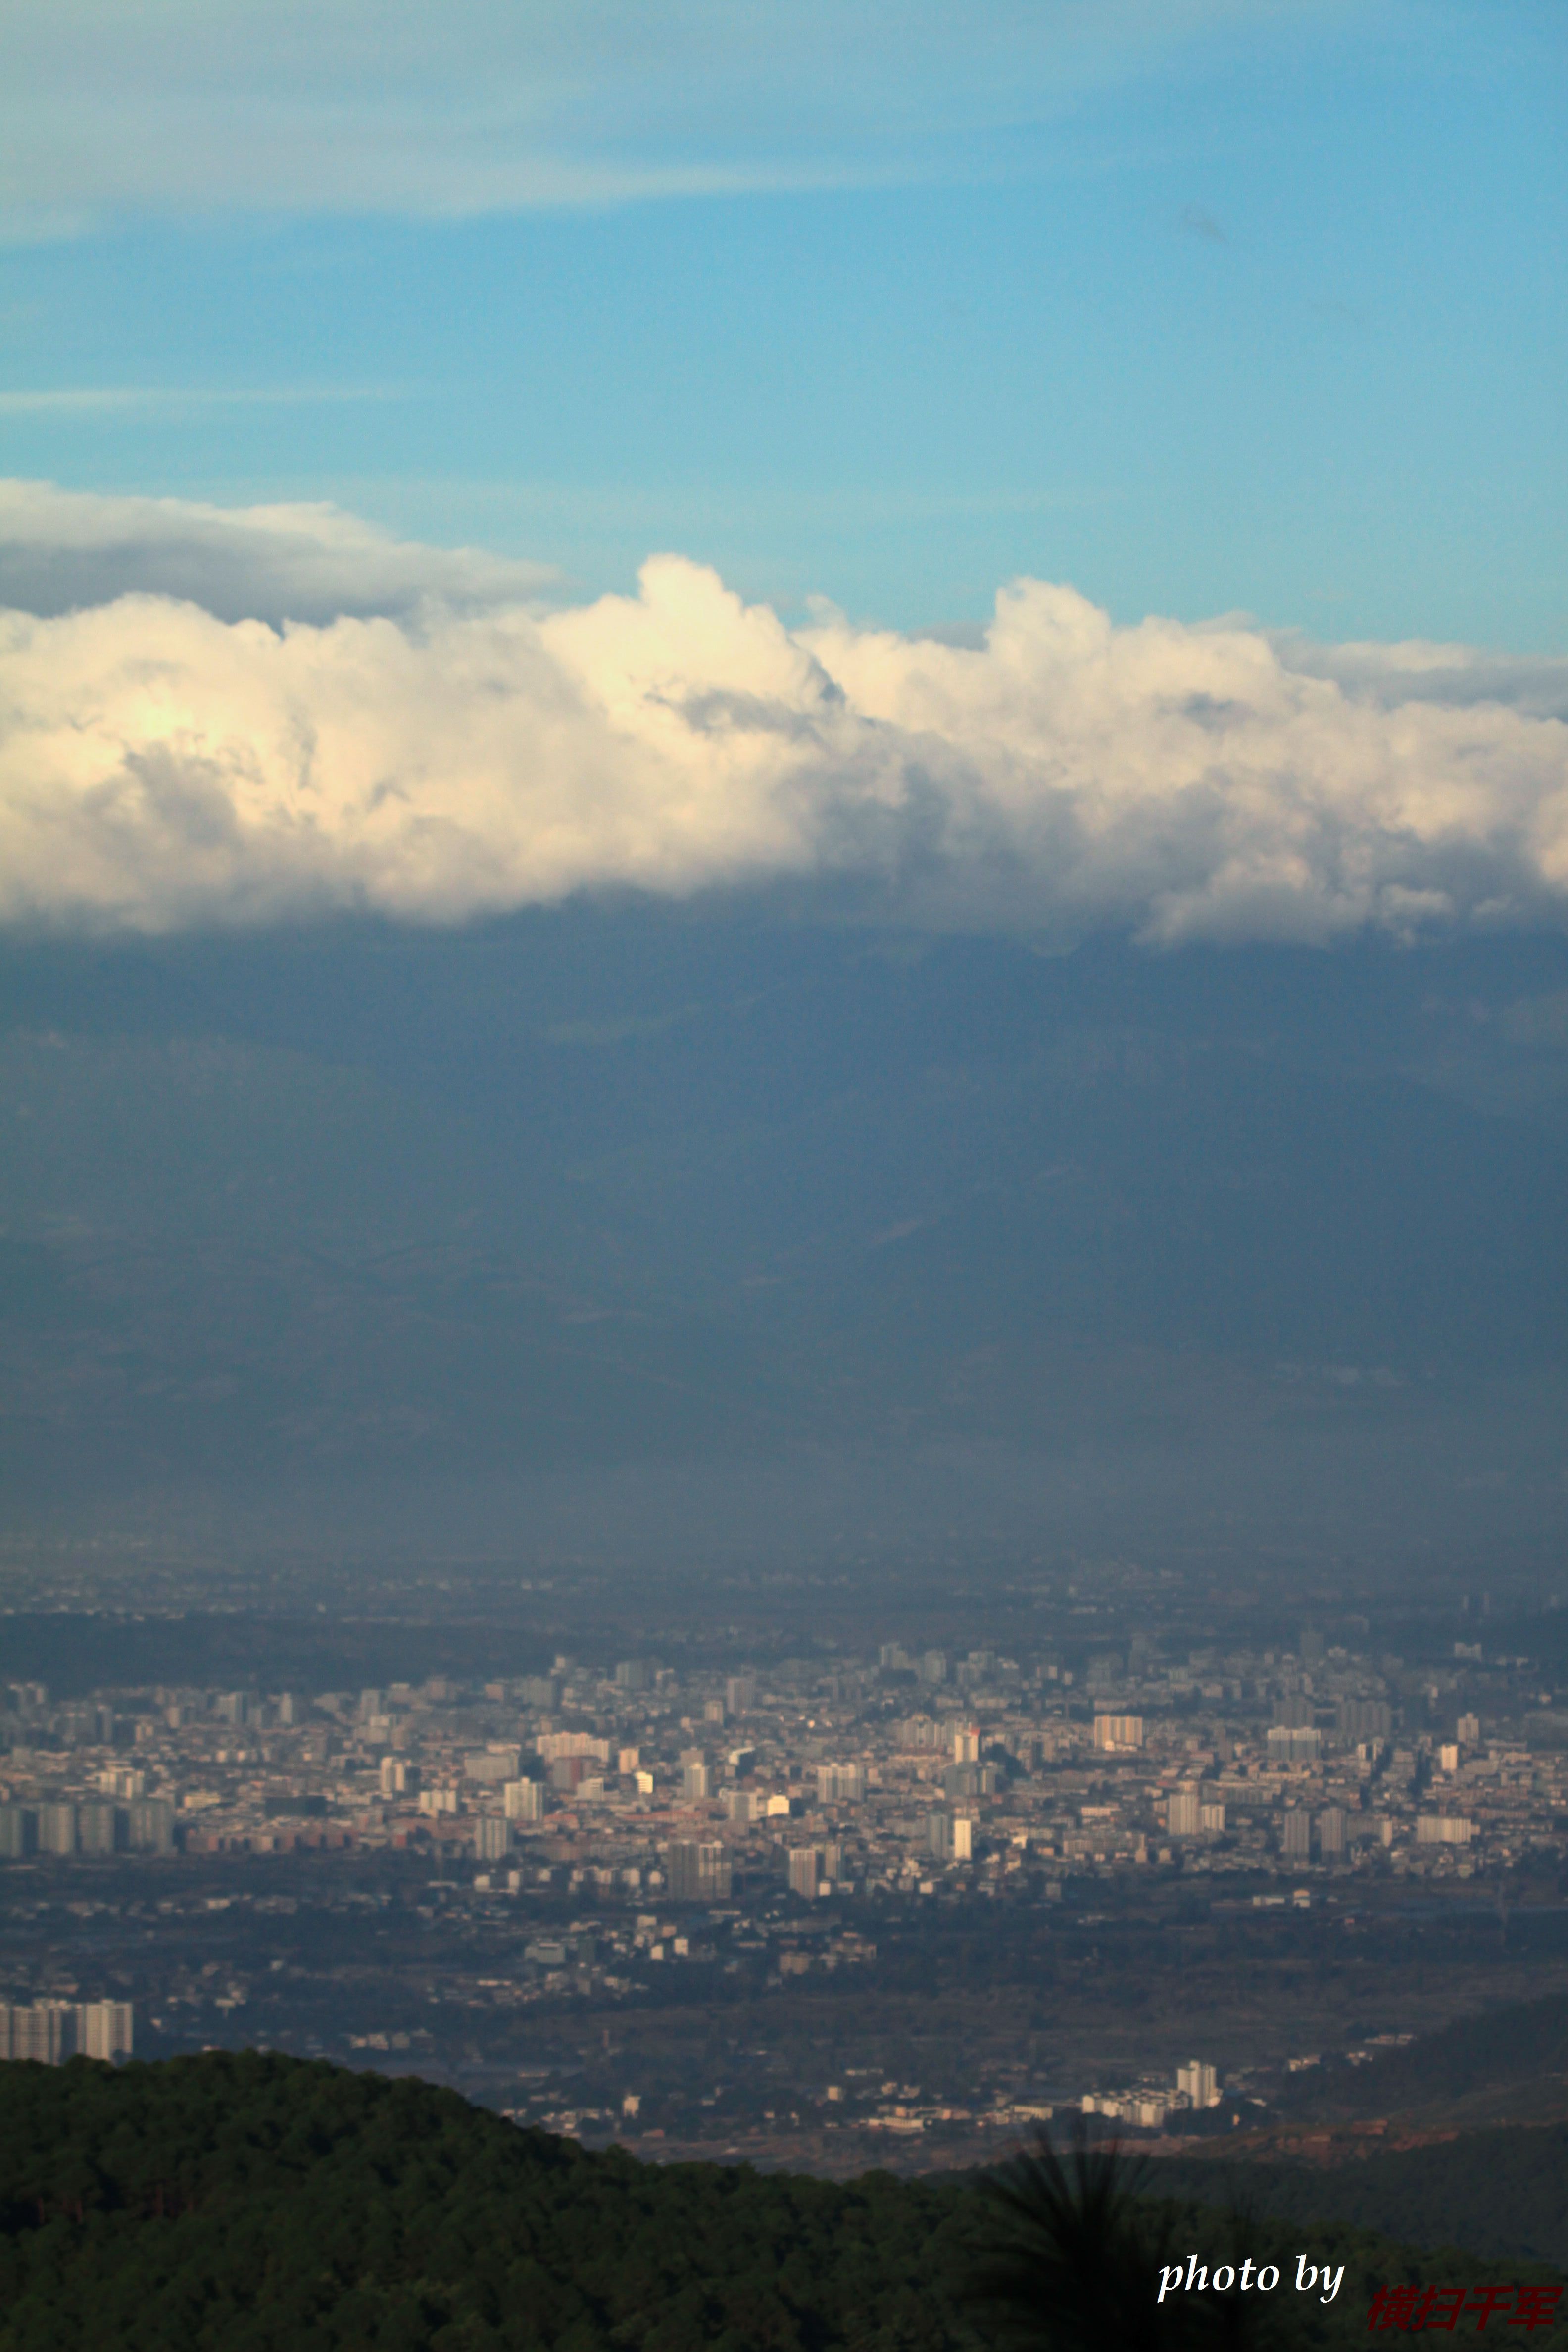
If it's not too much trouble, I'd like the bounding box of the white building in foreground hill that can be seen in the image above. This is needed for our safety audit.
[0,2000,133,2063]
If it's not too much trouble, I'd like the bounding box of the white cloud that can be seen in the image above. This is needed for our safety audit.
[0,0,1292,230]
[0,484,1564,943]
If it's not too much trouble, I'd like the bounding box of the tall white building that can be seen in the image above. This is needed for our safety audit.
[1417,1814,1475,1845]
[1166,1788,1200,1836]
[668,1841,732,1900]
[787,1845,823,1897]
[1267,1725,1322,1764]
[77,1803,120,1856]
[0,2002,75,2062]
[78,2001,134,2061]
[127,1799,176,1853]
[503,1778,545,1822]
[0,2000,131,2064]
[926,1813,974,1862]
[37,1804,77,1856]
[1176,2060,1220,2108]
[0,1806,37,1858]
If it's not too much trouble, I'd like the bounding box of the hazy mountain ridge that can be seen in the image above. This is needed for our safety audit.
[1,914,1564,1530]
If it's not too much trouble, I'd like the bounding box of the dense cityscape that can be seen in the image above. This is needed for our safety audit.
[5,1566,1568,2170]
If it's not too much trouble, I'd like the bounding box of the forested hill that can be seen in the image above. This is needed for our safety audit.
[1154,2123,1568,2271]
[1,2055,974,2352]
[1,2053,1567,2352]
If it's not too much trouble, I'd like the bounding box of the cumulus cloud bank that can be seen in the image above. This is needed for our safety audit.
[0,483,1565,942]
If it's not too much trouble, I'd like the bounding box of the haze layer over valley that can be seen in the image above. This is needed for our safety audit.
[2,904,1565,1556]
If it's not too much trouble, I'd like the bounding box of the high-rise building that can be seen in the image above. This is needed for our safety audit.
[787,1846,823,1898]
[37,1803,77,1856]
[504,1778,545,1821]
[1273,1696,1314,1729]
[1281,1809,1312,1859]
[1416,1814,1475,1846]
[536,1733,612,1764]
[926,1813,973,1862]
[77,1803,121,1856]
[1318,1808,1347,1858]
[0,2001,133,2064]
[127,1799,176,1853]
[726,1789,762,1823]
[1337,1699,1393,1743]
[615,1660,652,1692]
[1457,1713,1481,1747]
[1092,1715,1145,1752]
[951,1725,980,1764]
[724,1675,757,1715]
[917,1651,949,1686]
[668,1841,732,1900]
[472,1816,511,1862]
[1267,1725,1322,1763]
[0,1806,39,1859]
[1176,2060,1220,2107]
[681,1761,714,1802]
[815,1762,867,1805]
[0,2002,77,2063]
[1166,1789,1200,1837]
[77,2001,134,2061]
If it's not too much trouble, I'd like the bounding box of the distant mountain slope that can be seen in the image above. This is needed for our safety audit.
[2,914,1565,1531]
[0,2053,1564,2352]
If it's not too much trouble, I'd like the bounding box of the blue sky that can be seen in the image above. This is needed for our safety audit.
[2,0,1564,643]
